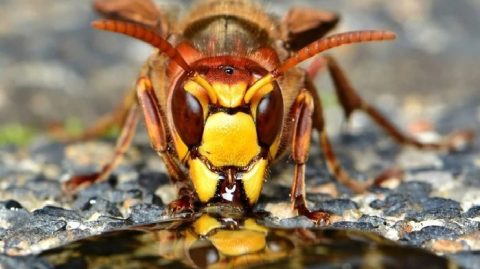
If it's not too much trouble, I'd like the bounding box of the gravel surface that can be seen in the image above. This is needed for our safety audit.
[0,1,479,269]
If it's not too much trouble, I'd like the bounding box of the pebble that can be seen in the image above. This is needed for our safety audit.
[312,198,359,215]
[265,216,315,229]
[79,197,123,219]
[395,181,432,200]
[29,141,65,165]
[3,200,23,211]
[331,221,376,231]
[137,171,169,190]
[407,197,463,221]
[401,226,461,246]
[370,193,409,216]
[33,206,83,221]
[358,215,388,228]
[464,206,480,218]
[0,200,31,230]
[463,169,480,188]
[127,203,164,224]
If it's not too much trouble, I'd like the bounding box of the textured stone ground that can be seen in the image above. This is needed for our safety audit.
[1,0,480,269]
[0,111,479,268]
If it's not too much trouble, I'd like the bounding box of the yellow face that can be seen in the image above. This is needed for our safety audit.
[152,213,294,269]
[181,214,291,268]
[191,214,268,256]
[170,61,283,207]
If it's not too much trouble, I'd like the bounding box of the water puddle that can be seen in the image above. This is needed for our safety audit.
[40,206,461,269]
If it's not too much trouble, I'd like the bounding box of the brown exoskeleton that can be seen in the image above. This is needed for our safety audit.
[62,0,474,223]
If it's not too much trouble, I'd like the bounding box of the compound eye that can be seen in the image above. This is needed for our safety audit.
[266,235,294,253]
[172,84,204,147]
[189,240,219,268]
[256,85,283,146]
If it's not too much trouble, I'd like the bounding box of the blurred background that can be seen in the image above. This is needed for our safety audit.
[0,0,479,145]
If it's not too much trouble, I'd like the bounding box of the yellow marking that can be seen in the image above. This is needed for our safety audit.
[172,132,188,161]
[183,80,209,119]
[189,159,219,202]
[242,159,268,205]
[199,112,260,167]
[212,82,247,108]
[209,230,266,256]
[244,74,274,103]
[193,215,222,236]
[249,82,273,120]
[250,83,274,109]
[192,74,217,104]
[268,134,282,160]
[138,76,153,92]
